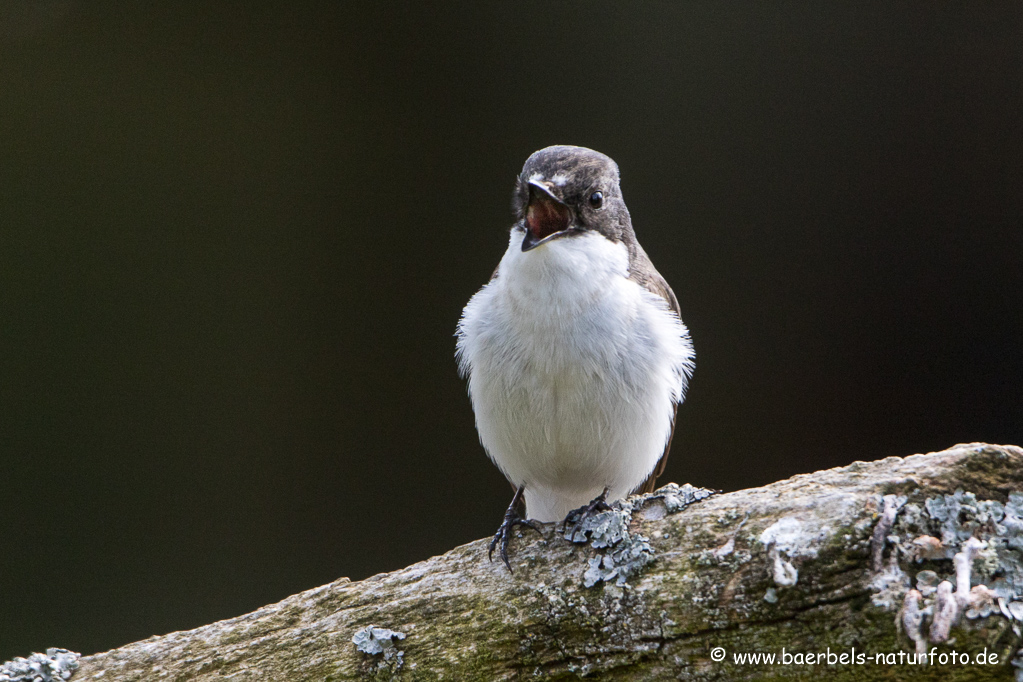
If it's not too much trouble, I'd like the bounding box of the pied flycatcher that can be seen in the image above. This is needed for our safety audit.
[456,145,694,569]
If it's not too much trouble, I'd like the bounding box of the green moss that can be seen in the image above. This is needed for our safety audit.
[933,445,1023,501]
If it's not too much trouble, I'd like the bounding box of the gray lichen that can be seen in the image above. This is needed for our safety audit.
[633,482,717,521]
[902,490,1023,602]
[580,532,655,588]
[564,506,630,548]
[877,486,1023,649]
[643,482,717,515]
[565,483,715,588]
[758,516,830,589]
[870,560,911,610]
[0,649,80,682]
[565,504,655,588]
[351,626,406,669]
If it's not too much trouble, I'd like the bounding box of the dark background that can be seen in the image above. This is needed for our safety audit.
[2,1,1021,661]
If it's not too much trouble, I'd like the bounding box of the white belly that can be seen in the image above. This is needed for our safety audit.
[456,230,694,522]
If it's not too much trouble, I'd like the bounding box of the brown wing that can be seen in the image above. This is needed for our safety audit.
[627,242,683,496]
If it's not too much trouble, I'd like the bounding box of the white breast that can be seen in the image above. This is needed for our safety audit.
[456,229,694,522]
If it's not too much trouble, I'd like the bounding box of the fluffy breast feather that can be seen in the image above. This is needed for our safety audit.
[456,229,693,521]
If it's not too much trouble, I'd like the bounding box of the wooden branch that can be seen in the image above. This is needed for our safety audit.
[69,443,1023,681]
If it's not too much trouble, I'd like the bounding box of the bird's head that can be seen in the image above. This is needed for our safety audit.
[512,145,631,252]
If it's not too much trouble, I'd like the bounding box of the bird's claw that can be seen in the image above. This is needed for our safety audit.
[489,509,543,572]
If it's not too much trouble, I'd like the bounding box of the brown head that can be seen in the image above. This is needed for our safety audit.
[512,145,635,252]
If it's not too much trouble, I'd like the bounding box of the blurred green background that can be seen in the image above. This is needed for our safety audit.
[2,1,1021,660]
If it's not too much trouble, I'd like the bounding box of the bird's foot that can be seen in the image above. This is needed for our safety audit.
[562,487,611,543]
[489,487,543,572]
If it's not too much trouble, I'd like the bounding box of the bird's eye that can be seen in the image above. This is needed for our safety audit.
[589,191,604,209]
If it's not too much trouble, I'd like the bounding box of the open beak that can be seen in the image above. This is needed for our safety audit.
[522,180,573,251]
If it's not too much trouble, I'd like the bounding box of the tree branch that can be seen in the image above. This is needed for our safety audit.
[69,443,1023,681]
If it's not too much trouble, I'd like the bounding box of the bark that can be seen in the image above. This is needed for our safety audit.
[71,443,1023,681]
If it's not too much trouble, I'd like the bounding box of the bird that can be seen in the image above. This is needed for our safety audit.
[455,145,695,570]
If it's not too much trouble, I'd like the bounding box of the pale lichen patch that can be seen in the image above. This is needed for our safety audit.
[1,649,80,682]
[633,483,716,521]
[563,483,715,588]
[351,626,407,673]
[876,485,1023,656]
[758,516,831,589]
